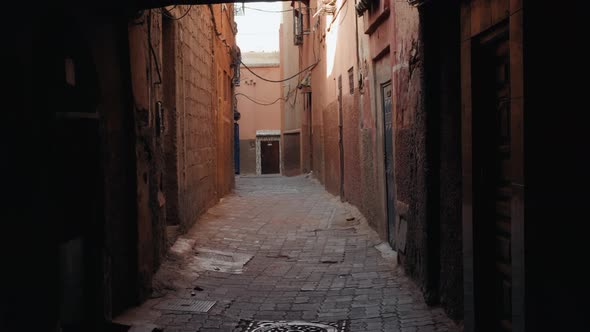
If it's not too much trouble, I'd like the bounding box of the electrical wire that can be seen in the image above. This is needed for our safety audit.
[158,5,177,14]
[235,93,284,106]
[160,5,192,20]
[240,60,318,83]
[243,6,295,13]
[327,0,348,32]
[235,87,295,106]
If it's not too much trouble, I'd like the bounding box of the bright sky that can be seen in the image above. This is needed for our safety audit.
[235,2,284,52]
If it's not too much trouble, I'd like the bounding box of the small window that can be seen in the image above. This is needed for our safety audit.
[348,67,354,95]
[293,1,310,46]
[293,9,303,45]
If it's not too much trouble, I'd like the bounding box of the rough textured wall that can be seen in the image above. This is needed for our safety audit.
[359,0,391,241]
[322,102,341,196]
[239,139,257,174]
[310,33,325,184]
[342,91,362,208]
[178,6,216,230]
[283,133,301,176]
[280,2,304,133]
[301,121,310,173]
[312,107,325,183]
[359,86,383,235]
[390,2,433,298]
[127,4,236,300]
[128,10,167,299]
[91,21,138,317]
[421,2,463,320]
[162,14,180,227]
[213,3,236,200]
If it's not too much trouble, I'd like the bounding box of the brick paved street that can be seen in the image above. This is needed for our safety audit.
[115,175,459,332]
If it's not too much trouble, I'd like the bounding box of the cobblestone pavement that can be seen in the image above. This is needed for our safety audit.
[116,175,459,332]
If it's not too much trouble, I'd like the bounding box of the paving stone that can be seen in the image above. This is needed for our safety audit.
[115,176,459,332]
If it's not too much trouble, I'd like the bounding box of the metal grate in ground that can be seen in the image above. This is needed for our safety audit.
[153,299,216,313]
[237,320,349,332]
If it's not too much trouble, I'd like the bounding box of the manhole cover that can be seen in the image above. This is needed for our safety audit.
[237,320,348,332]
[153,299,216,313]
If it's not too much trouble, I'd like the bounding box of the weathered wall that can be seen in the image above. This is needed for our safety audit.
[387,2,446,307]
[280,2,307,176]
[236,65,282,140]
[212,4,236,200]
[180,5,216,229]
[90,20,139,317]
[280,0,387,236]
[359,56,383,237]
[280,3,304,134]
[322,101,340,195]
[128,10,167,299]
[283,132,301,176]
[342,91,362,208]
[279,1,464,323]
[162,13,180,226]
[239,139,257,174]
[362,0,392,240]
[5,2,239,327]
[421,1,463,320]
[127,4,236,301]
[315,0,375,205]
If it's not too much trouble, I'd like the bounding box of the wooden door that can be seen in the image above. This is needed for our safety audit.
[261,141,280,174]
[473,27,512,332]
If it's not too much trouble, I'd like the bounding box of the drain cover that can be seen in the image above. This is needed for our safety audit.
[237,320,348,332]
[189,248,253,274]
[153,299,216,313]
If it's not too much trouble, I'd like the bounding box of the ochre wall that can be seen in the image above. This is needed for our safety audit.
[236,65,282,140]
[127,4,236,301]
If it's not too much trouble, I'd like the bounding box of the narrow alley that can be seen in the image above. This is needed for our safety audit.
[3,1,589,331]
[116,176,457,331]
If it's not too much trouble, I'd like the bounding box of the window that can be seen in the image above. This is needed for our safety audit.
[293,1,311,46]
[293,9,303,45]
[348,67,354,95]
